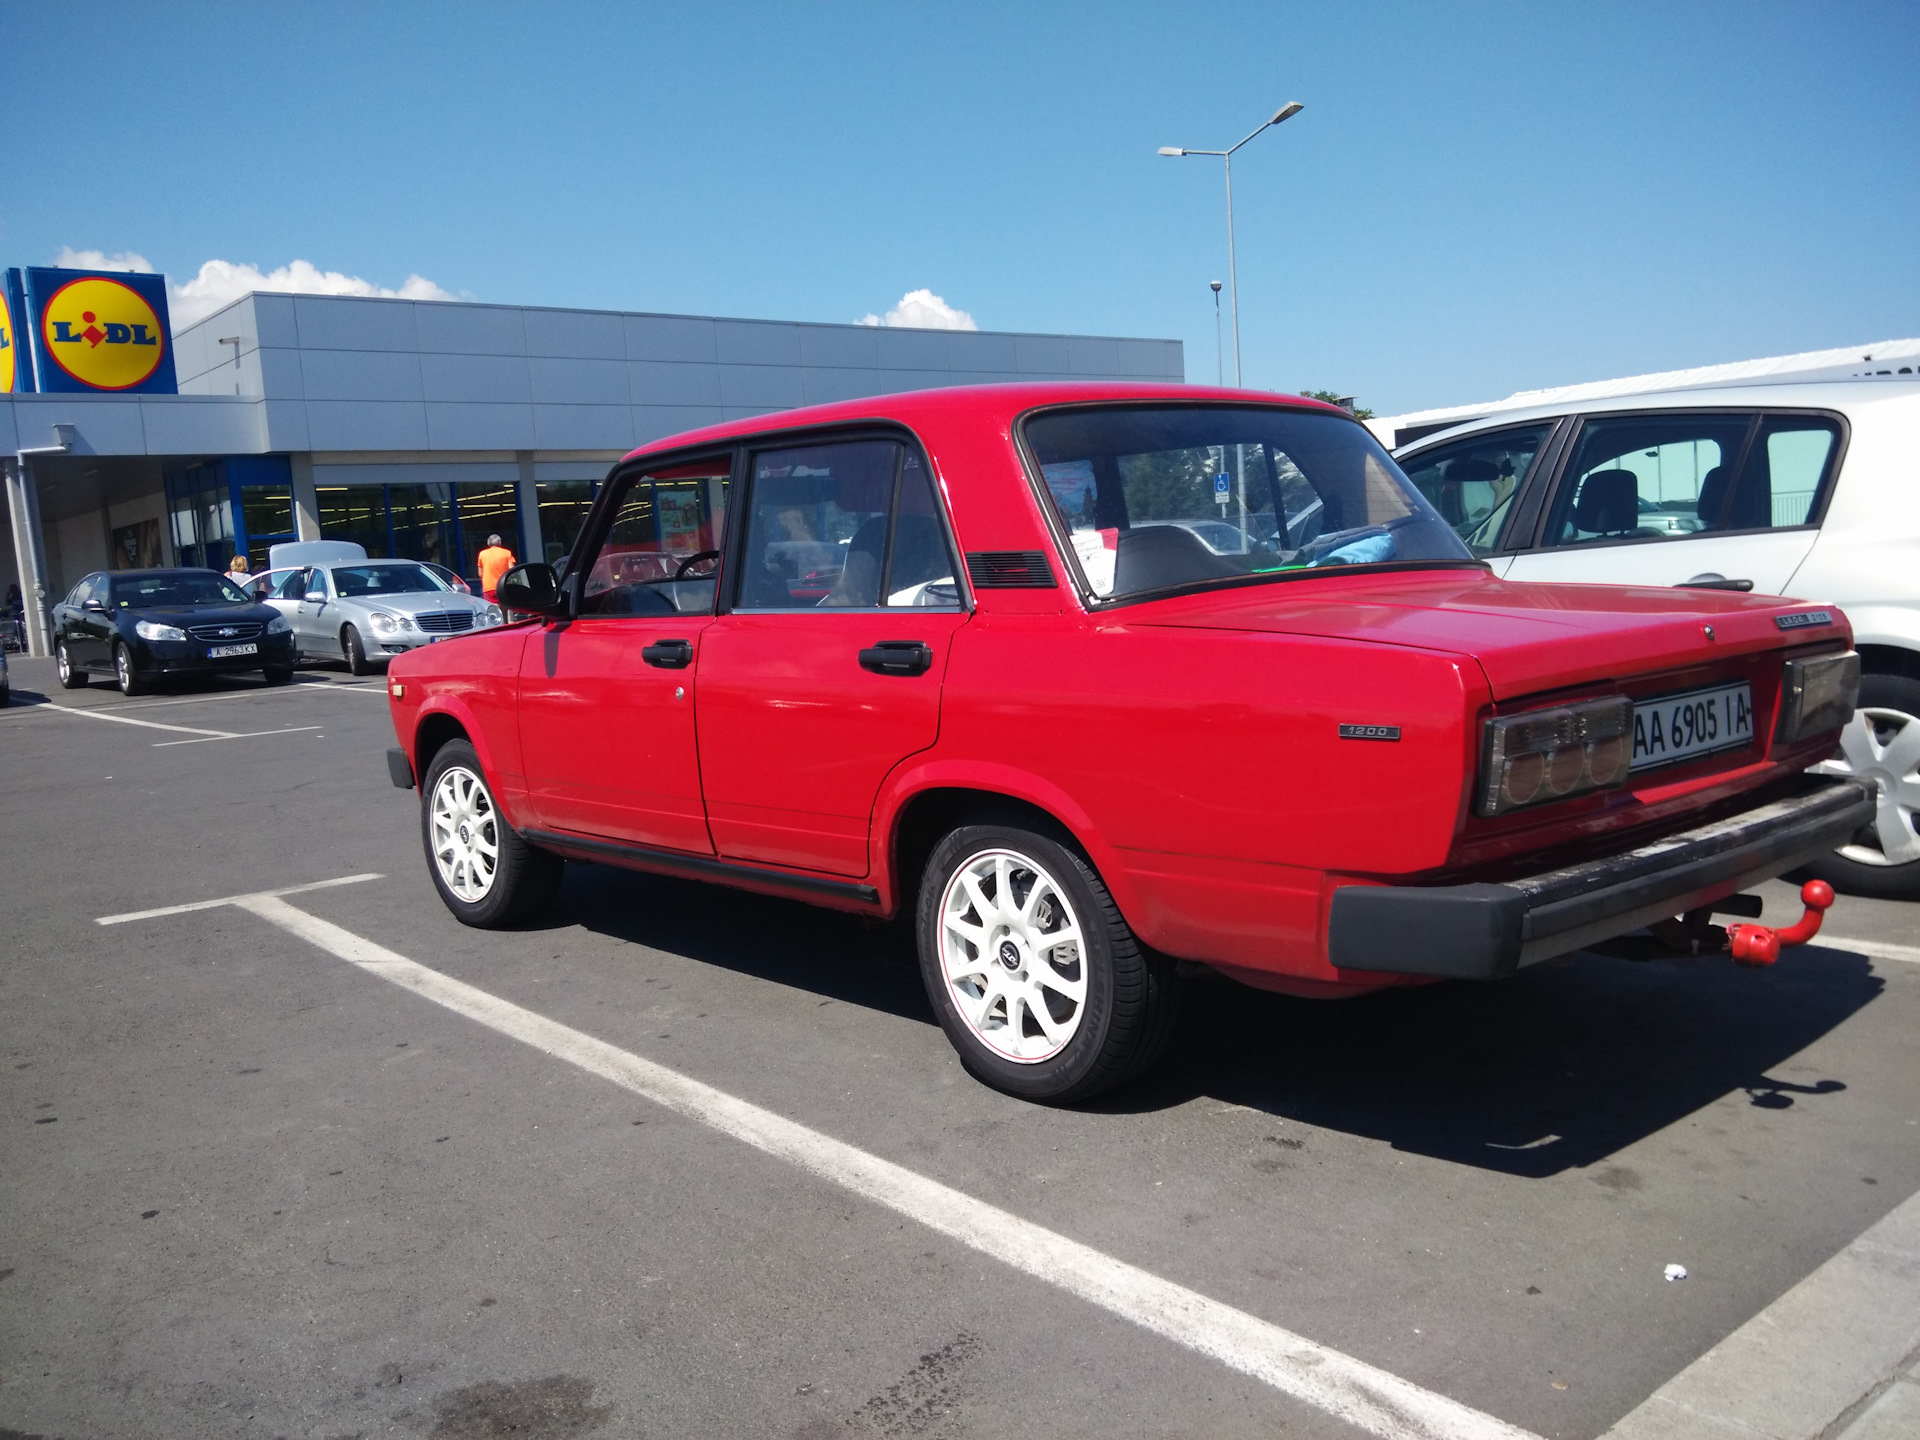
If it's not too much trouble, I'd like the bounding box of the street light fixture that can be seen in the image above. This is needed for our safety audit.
[1209,280,1224,385]
[1159,101,1304,387]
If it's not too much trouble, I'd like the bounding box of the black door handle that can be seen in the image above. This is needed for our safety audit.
[642,638,694,668]
[859,640,933,676]
[1677,574,1755,592]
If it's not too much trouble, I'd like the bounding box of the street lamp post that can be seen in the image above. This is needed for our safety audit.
[1209,280,1223,385]
[1160,101,1303,388]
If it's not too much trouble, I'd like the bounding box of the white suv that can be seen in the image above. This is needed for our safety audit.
[1394,378,1920,899]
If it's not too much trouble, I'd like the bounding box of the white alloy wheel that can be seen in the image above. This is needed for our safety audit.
[430,764,501,900]
[1816,706,1920,867]
[939,848,1087,1063]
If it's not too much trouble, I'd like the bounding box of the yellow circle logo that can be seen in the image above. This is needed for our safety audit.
[41,276,167,390]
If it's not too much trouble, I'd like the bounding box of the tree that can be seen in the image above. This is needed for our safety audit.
[1299,389,1374,420]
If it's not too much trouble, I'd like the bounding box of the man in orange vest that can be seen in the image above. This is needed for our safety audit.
[476,533,516,602]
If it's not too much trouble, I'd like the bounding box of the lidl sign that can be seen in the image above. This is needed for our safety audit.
[0,278,16,394]
[22,266,177,394]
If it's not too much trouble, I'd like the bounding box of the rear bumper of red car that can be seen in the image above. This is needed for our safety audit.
[1329,778,1874,979]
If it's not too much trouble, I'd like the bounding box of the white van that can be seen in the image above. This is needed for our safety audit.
[1394,378,1920,899]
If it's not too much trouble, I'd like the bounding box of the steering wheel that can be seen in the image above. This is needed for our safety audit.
[673,550,721,581]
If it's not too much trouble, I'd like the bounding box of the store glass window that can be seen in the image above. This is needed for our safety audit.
[387,483,459,569]
[453,482,523,587]
[537,480,598,569]
[316,485,391,559]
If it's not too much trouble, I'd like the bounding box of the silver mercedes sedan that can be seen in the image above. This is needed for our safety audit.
[253,560,504,674]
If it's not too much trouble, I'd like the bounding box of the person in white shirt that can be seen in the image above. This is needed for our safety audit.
[224,554,252,589]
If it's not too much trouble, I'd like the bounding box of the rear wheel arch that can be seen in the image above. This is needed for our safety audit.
[1858,643,1920,683]
[890,787,1106,917]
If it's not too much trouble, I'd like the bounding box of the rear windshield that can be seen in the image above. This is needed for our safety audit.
[1023,404,1476,601]
[112,572,251,608]
[331,564,449,597]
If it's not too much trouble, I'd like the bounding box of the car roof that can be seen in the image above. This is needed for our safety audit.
[106,568,228,579]
[1394,377,1920,454]
[620,382,1354,462]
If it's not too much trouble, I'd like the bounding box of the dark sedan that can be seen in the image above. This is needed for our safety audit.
[53,569,297,696]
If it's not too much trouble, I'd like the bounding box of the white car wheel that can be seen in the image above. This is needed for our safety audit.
[1816,704,1920,867]
[430,764,500,901]
[938,847,1088,1063]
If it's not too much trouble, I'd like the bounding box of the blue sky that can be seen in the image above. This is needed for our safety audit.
[4,1,1915,414]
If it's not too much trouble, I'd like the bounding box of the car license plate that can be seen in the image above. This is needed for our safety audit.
[208,642,258,658]
[1631,681,1753,771]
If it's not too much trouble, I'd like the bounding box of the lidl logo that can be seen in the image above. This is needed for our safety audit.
[0,290,14,395]
[41,276,165,389]
[22,266,177,394]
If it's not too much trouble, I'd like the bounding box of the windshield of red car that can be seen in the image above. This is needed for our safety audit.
[1023,404,1476,601]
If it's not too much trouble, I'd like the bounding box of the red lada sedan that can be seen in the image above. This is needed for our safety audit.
[383,384,1866,1101]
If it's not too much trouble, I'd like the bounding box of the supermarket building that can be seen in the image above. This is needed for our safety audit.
[1,289,1182,655]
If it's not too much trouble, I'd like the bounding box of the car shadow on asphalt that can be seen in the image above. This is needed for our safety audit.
[542,862,937,1025]
[534,861,1883,1179]
[1101,949,1882,1177]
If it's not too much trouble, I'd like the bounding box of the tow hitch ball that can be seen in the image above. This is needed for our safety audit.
[1724,880,1835,967]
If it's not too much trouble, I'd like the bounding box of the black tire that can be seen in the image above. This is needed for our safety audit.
[419,739,564,927]
[916,817,1178,1103]
[342,625,374,676]
[262,666,294,686]
[1800,671,1920,901]
[114,641,148,696]
[56,641,88,689]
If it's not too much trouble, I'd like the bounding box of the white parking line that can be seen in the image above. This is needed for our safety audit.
[151,726,321,747]
[73,681,375,711]
[95,873,384,925]
[48,706,234,738]
[105,882,1540,1440]
[27,702,322,746]
[1600,1185,1920,1440]
[1819,936,1920,966]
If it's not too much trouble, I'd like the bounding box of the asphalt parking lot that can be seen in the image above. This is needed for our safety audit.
[3,655,1917,1440]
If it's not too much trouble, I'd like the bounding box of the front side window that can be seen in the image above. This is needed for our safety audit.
[1024,404,1473,601]
[577,458,729,617]
[1542,412,1840,549]
[1398,423,1554,556]
[734,439,960,610]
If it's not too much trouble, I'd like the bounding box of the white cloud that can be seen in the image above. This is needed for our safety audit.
[54,247,156,273]
[857,288,977,331]
[53,247,459,328]
[168,259,457,327]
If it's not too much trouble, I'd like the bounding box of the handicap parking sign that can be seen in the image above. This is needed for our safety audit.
[1213,472,1231,503]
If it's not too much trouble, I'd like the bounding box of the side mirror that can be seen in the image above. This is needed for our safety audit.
[496,562,566,617]
[83,599,107,613]
[304,591,326,604]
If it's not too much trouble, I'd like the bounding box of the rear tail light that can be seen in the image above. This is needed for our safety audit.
[1777,651,1859,744]
[1478,695,1634,818]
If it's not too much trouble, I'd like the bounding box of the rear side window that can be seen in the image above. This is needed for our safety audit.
[733,439,959,610]
[1754,420,1839,527]
[1542,412,1840,548]
[1398,423,1553,555]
